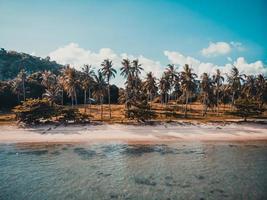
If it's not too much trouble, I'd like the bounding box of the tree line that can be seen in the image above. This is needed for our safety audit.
[1,57,267,121]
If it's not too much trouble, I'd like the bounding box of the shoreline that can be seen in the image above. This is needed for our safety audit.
[1,122,267,144]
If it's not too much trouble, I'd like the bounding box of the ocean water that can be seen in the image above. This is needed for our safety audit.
[0,142,267,199]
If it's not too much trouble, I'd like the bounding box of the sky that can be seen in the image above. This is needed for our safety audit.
[1,0,267,86]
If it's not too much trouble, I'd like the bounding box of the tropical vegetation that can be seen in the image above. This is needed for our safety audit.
[1,49,267,124]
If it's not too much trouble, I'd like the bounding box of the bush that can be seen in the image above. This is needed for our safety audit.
[13,98,91,125]
[13,98,57,124]
[58,107,90,123]
[231,98,264,121]
[126,100,156,122]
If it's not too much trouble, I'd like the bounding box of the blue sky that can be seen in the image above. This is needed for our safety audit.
[1,0,267,84]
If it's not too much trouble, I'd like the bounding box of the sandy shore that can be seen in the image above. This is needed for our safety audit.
[0,122,267,144]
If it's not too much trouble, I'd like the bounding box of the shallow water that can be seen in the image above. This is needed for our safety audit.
[0,142,267,199]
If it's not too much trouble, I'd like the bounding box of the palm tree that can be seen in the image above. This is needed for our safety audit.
[227,66,244,109]
[93,71,107,120]
[121,59,132,111]
[159,72,171,105]
[255,74,267,108]
[81,64,95,113]
[132,59,143,77]
[180,64,197,118]
[143,72,158,102]
[57,75,65,105]
[201,73,213,116]
[212,69,224,115]
[101,59,117,119]
[41,70,59,105]
[242,75,256,99]
[62,66,79,107]
[165,64,178,101]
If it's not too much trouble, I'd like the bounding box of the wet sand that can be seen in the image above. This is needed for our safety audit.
[0,123,267,144]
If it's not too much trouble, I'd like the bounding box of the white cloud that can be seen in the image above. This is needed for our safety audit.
[164,50,267,77]
[201,42,232,57]
[48,43,266,86]
[49,43,119,70]
[49,43,163,86]
[233,57,267,75]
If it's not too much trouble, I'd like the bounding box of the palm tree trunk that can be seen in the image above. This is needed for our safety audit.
[75,90,77,105]
[184,92,188,118]
[61,90,64,105]
[84,90,87,112]
[22,79,26,101]
[71,95,74,107]
[89,88,91,115]
[216,91,219,116]
[231,91,235,110]
[101,96,103,120]
[108,82,111,119]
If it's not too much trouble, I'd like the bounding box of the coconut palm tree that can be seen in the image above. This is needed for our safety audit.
[62,66,79,107]
[227,66,245,109]
[255,74,267,108]
[143,72,158,102]
[93,71,107,120]
[101,59,117,119]
[212,69,224,115]
[159,72,171,105]
[57,75,65,105]
[121,59,132,110]
[41,70,60,105]
[81,64,95,113]
[132,59,143,77]
[242,75,256,99]
[120,59,132,78]
[165,64,178,101]
[180,64,197,118]
[201,73,213,116]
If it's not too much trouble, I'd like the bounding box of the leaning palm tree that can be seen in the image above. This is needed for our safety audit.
[93,71,107,120]
[212,69,224,115]
[101,59,117,119]
[81,64,95,113]
[180,64,197,118]
[143,72,158,102]
[227,65,244,109]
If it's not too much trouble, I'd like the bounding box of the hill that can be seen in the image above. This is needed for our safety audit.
[0,48,62,80]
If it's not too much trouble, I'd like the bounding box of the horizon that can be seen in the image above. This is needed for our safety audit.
[1,0,267,86]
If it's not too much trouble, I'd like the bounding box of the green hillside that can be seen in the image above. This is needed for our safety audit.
[0,48,62,80]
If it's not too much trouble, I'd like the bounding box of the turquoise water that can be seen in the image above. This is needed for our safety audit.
[0,142,267,199]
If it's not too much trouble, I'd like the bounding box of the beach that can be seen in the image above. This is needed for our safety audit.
[1,122,267,144]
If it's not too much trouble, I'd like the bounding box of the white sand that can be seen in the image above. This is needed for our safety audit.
[0,123,267,144]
